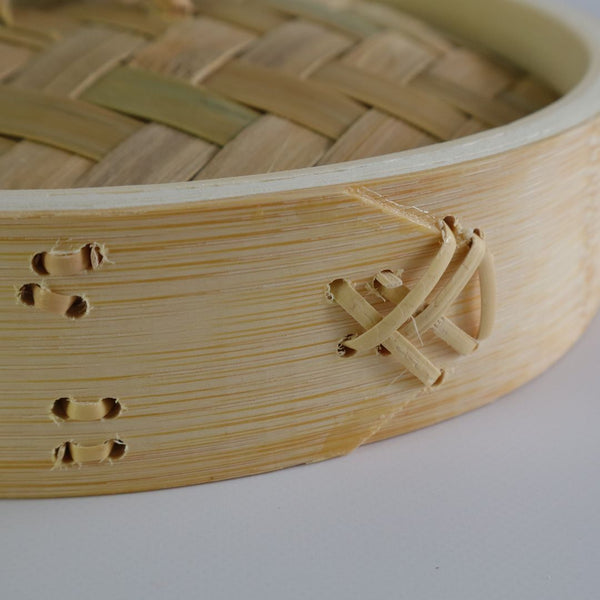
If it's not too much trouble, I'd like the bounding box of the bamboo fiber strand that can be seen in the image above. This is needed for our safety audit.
[10,25,145,98]
[312,61,469,139]
[0,86,141,159]
[204,59,365,139]
[264,0,380,38]
[81,66,259,145]
[341,220,457,352]
[327,278,444,386]
[373,270,479,355]
[57,2,171,36]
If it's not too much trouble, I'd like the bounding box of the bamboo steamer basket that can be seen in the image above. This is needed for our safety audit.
[1,0,599,498]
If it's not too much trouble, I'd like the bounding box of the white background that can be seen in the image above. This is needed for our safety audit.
[2,1,600,598]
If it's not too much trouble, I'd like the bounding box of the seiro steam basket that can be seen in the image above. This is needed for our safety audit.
[1,0,599,497]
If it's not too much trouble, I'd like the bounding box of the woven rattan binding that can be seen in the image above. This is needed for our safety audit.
[0,0,559,190]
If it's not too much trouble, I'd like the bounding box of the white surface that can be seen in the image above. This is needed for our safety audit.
[2,1,600,598]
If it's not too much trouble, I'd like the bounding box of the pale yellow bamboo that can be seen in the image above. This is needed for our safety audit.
[373,270,480,355]
[343,220,457,353]
[0,0,598,499]
[327,278,444,386]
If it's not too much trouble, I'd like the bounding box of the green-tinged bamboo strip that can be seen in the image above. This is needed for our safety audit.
[0,86,142,159]
[0,23,50,49]
[82,65,260,145]
[194,0,289,34]
[264,0,380,38]
[57,2,172,37]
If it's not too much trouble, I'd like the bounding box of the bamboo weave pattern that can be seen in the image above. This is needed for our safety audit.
[0,0,559,189]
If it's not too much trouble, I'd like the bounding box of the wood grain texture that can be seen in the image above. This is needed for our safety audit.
[0,0,599,498]
[1,112,599,497]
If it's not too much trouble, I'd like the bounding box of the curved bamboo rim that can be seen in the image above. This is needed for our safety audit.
[0,0,598,212]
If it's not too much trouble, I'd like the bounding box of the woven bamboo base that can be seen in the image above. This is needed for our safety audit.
[0,0,558,189]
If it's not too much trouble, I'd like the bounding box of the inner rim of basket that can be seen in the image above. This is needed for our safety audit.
[1,0,598,211]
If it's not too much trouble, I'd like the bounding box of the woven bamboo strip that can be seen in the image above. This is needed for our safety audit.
[205,60,365,138]
[0,86,141,159]
[312,62,468,139]
[82,65,259,144]
[499,76,559,113]
[427,47,517,98]
[195,115,329,179]
[196,18,343,176]
[77,16,253,185]
[241,19,352,76]
[411,75,524,127]
[0,24,144,188]
[317,109,434,165]
[339,30,437,83]
[0,23,50,48]
[11,25,145,97]
[8,7,79,38]
[0,141,93,188]
[194,0,288,33]
[264,0,380,38]
[0,40,31,78]
[56,2,171,36]
[78,123,217,186]
[130,17,256,82]
[351,2,452,53]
